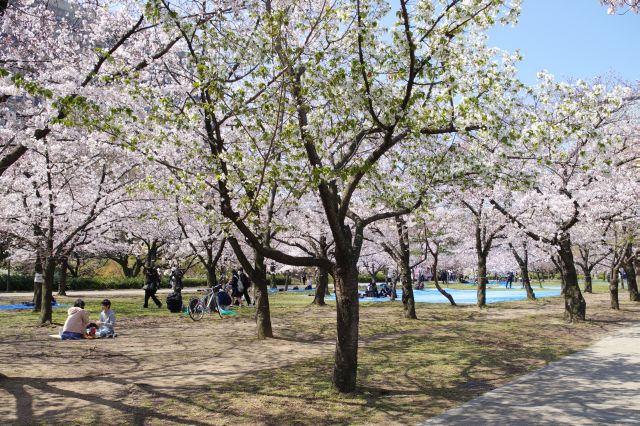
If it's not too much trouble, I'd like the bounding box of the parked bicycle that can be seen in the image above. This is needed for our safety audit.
[187,286,223,321]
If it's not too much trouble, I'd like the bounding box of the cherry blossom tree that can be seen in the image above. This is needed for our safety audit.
[488,74,631,321]
[0,0,176,177]
[600,0,640,13]
[98,0,523,392]
[0,132,140,323]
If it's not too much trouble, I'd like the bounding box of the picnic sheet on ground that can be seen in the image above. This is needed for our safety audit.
[0,303,64,311]
[319,287,561,304]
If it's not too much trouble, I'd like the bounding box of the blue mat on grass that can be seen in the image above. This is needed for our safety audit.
[0,302,65,311]
[319,287,561,304]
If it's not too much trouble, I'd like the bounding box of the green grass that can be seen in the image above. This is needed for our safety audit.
[2,283,637,425]
[148,307,611,425]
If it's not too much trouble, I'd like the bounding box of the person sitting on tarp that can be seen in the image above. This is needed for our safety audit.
[216,285,232,311]
[61,299,90,340]
[379,281,391,297]
[96,299,116,338]
[365,280,379,297]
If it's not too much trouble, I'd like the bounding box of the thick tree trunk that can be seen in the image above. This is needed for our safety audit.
[32,252,43,312]
[58,256,68,296]
[399,263,416,319]
[332,262,359,393]
[312,266,329,306]
[520,264,536,300]
[583,268,593,294]
[206,266,217,287]
[558,234,586,321]
[253,251,273,339]
[477,255,487,307]
[625,262,639,302]
[40,257,56,324]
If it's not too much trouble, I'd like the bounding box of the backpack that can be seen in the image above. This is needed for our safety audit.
[166,292,182,313]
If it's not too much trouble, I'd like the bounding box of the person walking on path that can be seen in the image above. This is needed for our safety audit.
[238,268,252,306]
[143,264,162,308]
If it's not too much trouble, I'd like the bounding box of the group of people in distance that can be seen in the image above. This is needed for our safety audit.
[217,268,252,309]
[60,298,116,340]
[362,280,396,299]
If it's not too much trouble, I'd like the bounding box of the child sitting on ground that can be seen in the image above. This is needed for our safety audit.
[96,299,116,338]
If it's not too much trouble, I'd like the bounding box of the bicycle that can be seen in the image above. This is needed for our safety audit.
[187,287,223,321]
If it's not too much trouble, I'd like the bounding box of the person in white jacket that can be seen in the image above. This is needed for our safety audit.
[61,299,90,340]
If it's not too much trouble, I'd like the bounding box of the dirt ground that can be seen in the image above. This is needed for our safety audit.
[0,291,638,425]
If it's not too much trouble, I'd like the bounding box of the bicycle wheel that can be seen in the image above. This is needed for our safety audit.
[188,297,205,321]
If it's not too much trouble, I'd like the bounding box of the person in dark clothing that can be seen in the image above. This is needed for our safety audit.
[365,280,379,297]
[301,271,307,287]
[238,268,252,306]
[143,265,162,308]
[506,271,514,289]
[216,286,232,310]
[438,270,447,284]
[229,269,242,306]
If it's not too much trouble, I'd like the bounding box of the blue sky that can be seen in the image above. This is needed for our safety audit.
[488,0,640,85]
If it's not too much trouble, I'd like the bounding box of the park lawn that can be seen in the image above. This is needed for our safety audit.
[0,295,183,332]
[140,294,635,426]
[1,289,636,425]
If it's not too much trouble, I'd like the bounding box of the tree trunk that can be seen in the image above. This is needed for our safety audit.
[609,264,620,310]
[432,258,456,306]
[58,256,68,296]
[477,254,487,307]
[312,266,329,306]
[520,264,536,300]
[582,267,593,294]
[396,216,416,319]
[40,256,56,324]
[510,243,535,300]
[206,265,217,287]
[399,263,416,319]
[253,251,273,339]
[32,252,43,312]
[624,260,639,302]
[332,262,359,393]
[557,234,586,321]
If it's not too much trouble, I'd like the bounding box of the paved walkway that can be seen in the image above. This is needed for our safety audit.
[424,323,640,425]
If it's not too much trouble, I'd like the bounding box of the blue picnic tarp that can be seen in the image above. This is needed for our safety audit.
[0,302,64,311]
[321,287,561,304]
